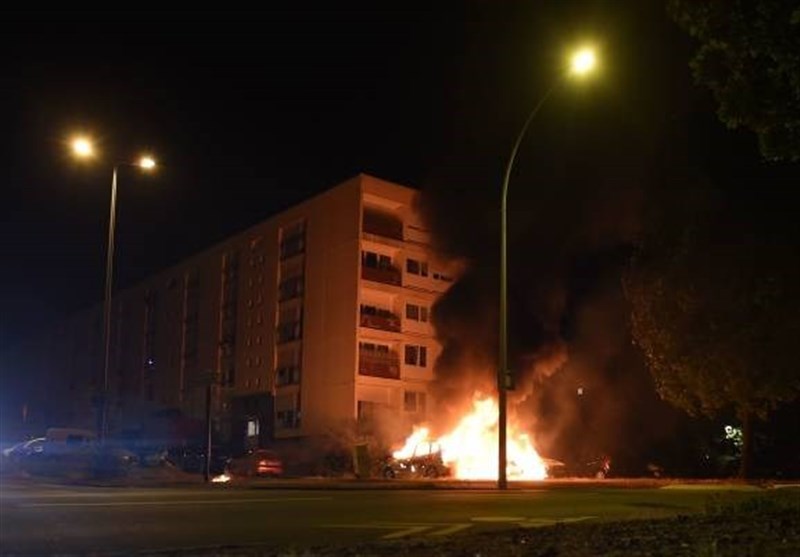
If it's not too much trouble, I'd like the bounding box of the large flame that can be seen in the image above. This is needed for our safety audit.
[392,394,547,480]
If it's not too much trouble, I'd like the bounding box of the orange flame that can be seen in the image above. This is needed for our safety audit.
[393,393,547,480]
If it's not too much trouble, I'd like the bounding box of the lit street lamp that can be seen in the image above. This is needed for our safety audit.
[71,136,157,440]
[497,47,597,489]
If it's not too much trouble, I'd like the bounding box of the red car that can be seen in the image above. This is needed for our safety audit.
[228,449,283,478]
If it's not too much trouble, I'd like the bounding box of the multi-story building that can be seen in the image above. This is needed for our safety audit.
[33,174,457,455]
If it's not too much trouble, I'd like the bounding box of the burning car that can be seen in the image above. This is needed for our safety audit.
[381,441,450,479]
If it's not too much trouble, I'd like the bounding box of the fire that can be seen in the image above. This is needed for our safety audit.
[393,394,547,480]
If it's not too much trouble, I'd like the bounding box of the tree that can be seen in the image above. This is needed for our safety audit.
[668,0,800,161]
[624,191,800,477]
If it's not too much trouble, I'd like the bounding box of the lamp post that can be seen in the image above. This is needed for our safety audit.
[497,47,597,489]
[71,137,156,441]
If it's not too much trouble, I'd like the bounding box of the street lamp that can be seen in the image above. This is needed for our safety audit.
[71,136,157,440]
[497,46,597,489]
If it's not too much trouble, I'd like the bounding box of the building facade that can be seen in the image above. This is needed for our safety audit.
[33,174,456,454]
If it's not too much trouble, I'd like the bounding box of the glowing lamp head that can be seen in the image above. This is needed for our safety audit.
[71,137,94,158]
[138,156,156,170]
[570,48,597,76]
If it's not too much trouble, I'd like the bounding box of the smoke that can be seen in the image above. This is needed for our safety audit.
[414,74,659,466]
[386,0,704,470]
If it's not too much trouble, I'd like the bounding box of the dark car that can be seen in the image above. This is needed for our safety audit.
[541,457,568,478]
[167,446,230,475]
[227,449,284,478]
[568,456,612,479]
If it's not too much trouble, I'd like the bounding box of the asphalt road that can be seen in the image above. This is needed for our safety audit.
[0,479,767,555]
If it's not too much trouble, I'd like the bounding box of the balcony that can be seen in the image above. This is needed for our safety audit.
[358,350,400,379]
[278,276,304,302]
[361,265,401,286]
[363,209,403,241]
[280,235,305,260]
[359,310,401,332]
[276,320,302,344]
[276,365,301,387]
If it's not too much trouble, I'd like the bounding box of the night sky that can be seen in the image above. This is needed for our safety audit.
[3,4,799,457]
[1,4,678,342]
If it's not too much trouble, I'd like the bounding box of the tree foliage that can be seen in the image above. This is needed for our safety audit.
[624,193,800,426]
[668,0,800,161]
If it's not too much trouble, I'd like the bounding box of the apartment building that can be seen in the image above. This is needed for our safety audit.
[34,174,456,453]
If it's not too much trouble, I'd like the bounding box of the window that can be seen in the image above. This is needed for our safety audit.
[360,342,390,354]
[362,251,393,270]
[247,418,260,438]
[406,258,428,277]
[405,303,428,322]
[404,344,428,367]
[404,391,427,414]
[357,400,377,422]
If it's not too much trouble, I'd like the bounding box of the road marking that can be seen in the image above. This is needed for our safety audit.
[427,523,472,537]
[382,526,431,539]
[21,496,331,508]
[516,516,598,528]
[323,522,474,539]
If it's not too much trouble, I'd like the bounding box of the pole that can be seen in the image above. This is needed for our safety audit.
[498,82,558,490]
[204,382,212,483]
[101,165,119,442]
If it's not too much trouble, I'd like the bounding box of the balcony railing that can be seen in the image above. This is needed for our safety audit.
[359,311,401,332]
[276,321,302,344]
[276,365,301,386]
[358,350,400,379]
[363,210,403,240]
[280,235,305,260]
[278,276,304,301]
[361,265,401,286]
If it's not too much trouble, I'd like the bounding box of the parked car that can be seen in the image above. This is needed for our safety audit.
[540,455,611,479]
[167,445,230,475]
[541,457,568,478]
[567,456,612,479]
[227,449,284,478]
[1,438,46,474]
[2,437,46,463]
[381,444,450,479]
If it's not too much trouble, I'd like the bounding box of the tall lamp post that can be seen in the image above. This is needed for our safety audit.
[497,47,597,489]
[71,136,157,441]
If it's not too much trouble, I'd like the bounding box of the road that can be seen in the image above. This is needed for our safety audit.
[0,478,766,555]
